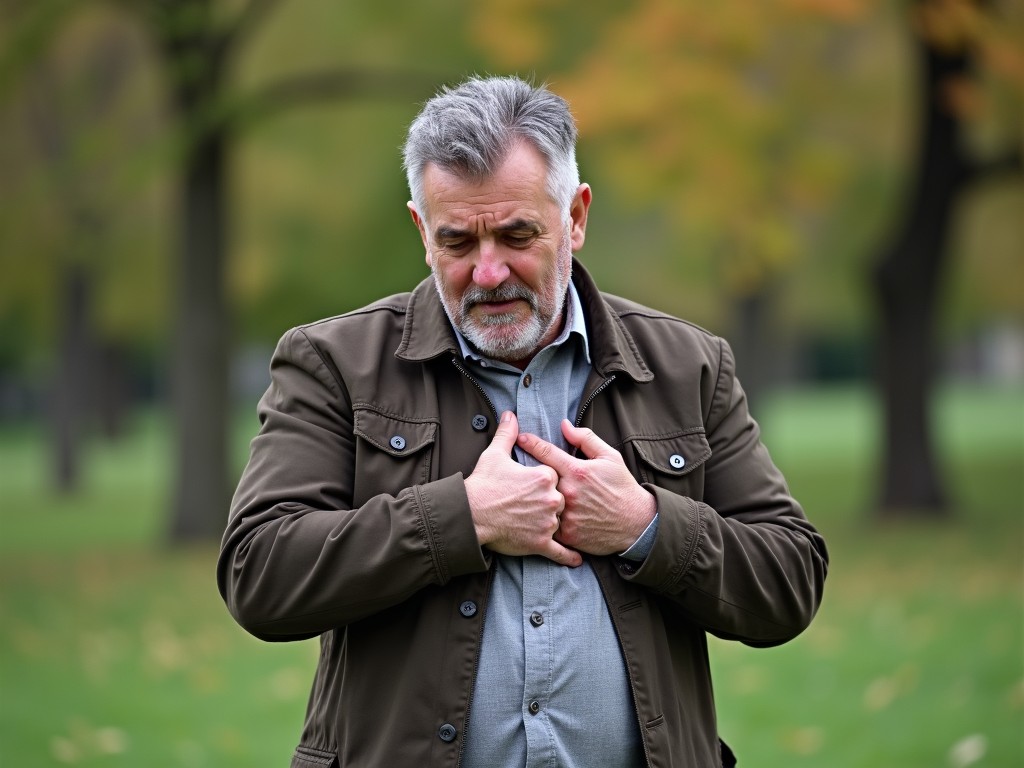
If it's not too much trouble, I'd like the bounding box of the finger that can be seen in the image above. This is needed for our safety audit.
[538,538,583,568]
[489,411,520,455]
[518,432,574,474]
[561,420,619,461]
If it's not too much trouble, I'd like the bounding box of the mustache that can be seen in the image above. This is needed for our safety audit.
[461,283,536,313]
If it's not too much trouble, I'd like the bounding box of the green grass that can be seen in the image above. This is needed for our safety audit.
[1,384,1021,767]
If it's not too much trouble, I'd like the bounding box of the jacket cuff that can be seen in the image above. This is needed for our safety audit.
[616,484,700,588]
[417,473,489,581]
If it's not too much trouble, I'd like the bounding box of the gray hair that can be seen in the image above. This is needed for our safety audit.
[403,76,580,220]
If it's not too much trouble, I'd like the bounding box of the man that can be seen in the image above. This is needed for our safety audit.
[218,76,828,768]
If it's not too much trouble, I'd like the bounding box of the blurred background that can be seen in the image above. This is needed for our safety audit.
[0,0,1021,766]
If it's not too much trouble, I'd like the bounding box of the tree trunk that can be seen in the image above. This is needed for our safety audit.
[168,127,231,541]
[51,264,92,493]
[731,288,775,418]
[871,6,968,518]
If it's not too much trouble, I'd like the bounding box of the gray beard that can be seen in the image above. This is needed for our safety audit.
[433,266,570,363]
[432,229,573,363]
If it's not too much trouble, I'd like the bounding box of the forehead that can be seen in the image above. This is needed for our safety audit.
[420,142,559,230]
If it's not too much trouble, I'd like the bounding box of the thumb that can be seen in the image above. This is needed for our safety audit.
[488,411,520,454]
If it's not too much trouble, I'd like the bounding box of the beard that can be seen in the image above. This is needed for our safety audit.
[433,230,572,364]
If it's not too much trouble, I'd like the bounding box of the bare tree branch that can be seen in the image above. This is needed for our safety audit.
[215,0,284,62]
[223,67,447,134]
[963,148,1024,187]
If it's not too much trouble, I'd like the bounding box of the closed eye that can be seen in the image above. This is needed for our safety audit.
[503,233,536,248]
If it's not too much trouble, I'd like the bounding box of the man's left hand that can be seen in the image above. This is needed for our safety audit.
[517,420,657,556]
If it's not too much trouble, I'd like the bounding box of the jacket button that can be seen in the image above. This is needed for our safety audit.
[390,435,406,451]
[438,723,457,742]
[459,600,478,618]
[471,414,488,432]
[529,611,544,627]
[669,453,685,469]
[528,700,540,715]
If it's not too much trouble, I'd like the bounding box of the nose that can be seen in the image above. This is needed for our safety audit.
[472,241,510,290]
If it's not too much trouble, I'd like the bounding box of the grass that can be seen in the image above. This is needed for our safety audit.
[0,384,1021,767]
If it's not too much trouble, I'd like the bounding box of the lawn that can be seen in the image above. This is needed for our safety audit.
[1,384,1021,767]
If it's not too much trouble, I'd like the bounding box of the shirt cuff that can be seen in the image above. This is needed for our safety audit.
[619,513,659,562]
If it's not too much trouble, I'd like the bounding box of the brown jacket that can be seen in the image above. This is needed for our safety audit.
[217,259,828,767]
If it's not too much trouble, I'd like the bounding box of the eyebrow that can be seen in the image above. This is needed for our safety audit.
[434,219,541,241]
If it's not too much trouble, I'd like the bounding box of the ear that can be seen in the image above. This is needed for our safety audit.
[568,184,592,252]
[407,202,431,267]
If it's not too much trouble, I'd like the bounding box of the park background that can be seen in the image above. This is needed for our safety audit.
[0,1,1021,766]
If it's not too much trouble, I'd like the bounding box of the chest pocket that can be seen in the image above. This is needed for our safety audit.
[626,430,712,500]
[351,405,438,507]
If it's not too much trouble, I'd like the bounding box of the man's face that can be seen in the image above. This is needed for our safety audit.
[409,142,590,367]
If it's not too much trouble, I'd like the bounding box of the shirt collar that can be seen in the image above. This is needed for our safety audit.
[453,281,591,365]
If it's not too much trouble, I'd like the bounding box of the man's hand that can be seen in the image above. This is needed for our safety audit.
[518,420,657,556]
[465,412,583,567]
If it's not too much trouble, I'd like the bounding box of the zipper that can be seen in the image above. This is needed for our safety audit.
[574,374,617,428]
[449,355,496,767]
[591,563,654,768]
[451,357,499,423]
[576,373,651,765]
[456,563,495,768]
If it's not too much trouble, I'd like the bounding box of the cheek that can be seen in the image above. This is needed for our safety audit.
[435,261,471,297]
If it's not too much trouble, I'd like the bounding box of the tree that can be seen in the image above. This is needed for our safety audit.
[1,0,448,540]
[466,0,876,404]
[131,0,443,540]
[0,6,158,491]
[467,0,1023,516]
[872,0,1023,516]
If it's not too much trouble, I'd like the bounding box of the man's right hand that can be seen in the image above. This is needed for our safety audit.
[464,411,583,567]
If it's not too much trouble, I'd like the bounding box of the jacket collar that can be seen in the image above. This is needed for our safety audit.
[395,258,654,384]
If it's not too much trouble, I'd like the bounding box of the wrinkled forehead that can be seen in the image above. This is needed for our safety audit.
[418,142,557,225]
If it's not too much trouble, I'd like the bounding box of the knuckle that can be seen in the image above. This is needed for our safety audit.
[568,463,590,484]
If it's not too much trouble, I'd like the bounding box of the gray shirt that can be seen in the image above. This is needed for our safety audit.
[456,283,651,768]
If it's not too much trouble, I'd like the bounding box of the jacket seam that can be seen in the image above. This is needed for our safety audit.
[351,402,440,424]
[413,484,448,584]
[664,496,705,591]
[621,426,707,441]
[295,328,347,401]
[688,582,799,634]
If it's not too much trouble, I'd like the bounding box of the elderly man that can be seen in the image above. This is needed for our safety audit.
[218,75,828,768]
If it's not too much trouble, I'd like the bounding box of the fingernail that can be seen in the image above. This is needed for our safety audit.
[501,411,512,423]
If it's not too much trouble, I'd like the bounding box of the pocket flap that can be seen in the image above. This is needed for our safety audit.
[291,745,337,768]
[353,406,437,457]
[631,430,711,477]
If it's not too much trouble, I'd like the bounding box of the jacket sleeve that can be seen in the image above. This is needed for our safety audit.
[216,327,488,642]
[621,338,828,646]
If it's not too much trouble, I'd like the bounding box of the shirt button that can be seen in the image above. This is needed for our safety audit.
[471,414,488,432]
[522,373,532,387]
[669,453,685,469]
[459,600,478,618]
[438,723,457,742]
[390,435,406,451]
[529,611,544,627]
[528,700,540,715]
